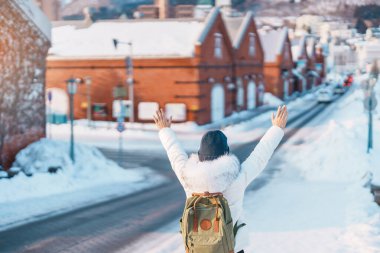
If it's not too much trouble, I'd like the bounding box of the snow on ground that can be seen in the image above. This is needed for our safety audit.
[0,139,166,231]
[119,81,380,252]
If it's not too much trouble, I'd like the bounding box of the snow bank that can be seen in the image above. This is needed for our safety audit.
[1,138,159,204]
[285,85,380,184]
[263,92,284,106]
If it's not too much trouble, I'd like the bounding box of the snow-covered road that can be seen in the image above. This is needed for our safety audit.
[119,84,380,253]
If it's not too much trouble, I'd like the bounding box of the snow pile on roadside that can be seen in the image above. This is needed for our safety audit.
[286,86,380,184]
[1,138,158,204]
[341,184,380,252]
[263,92,284,106]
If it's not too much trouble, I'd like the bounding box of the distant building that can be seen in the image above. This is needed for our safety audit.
[259,28,294,100]
[46,8,240,125]
[225,12,265,111]
[0,0,51,169]
[291,36,308,93]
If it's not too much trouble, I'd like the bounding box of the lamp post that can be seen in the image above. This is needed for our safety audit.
[363,60,379,153]
[84,77,92,127]
[113,39,134,123]
[66,78,78,163]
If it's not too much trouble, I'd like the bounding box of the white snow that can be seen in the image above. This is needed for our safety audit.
[0,138,166,230]
[118,78,380,252]
[14,0,51,40]
[259,28,288,62]
[49,21,206,58]
[263,92,284,106]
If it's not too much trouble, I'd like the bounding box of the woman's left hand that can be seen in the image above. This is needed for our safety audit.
[153,108,172,130]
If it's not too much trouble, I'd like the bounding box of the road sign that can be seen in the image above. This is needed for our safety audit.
[364,97,378,111]
[116,122,125,133]
[47,91,53,102]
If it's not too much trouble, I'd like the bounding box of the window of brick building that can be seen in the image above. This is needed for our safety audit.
[249,32,256,57]
[138,102,159,120]
[165,103,186,121]
[214,33,223,59]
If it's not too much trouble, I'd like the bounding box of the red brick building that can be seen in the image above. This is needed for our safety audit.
[0,0,51,169]
[305,36,321,89]
[47,8,236,125]
[259,28,294,100]
[225,11,265,111]
[291,36,309,94]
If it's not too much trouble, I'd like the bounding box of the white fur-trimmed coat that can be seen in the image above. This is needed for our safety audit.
[159,126,284,252]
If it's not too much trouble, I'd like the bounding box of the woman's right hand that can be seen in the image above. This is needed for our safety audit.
[271,105,288,129]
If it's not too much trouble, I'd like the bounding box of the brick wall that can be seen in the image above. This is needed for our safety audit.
[0,1,50,169]
[234,18,264,110]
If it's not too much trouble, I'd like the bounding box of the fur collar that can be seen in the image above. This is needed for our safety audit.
[180,154,241,193]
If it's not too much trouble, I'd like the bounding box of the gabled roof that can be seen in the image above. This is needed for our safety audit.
[291,36,306,60]
[224,11,254,49]
[259,28,288,63]
[50,8,222,58]
[13,0,51,40]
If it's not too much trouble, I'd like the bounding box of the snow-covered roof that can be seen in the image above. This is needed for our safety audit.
[13,0,51,40]
[49,19,207,58]
[291,36,306,60]
[197,7,220,45]
[259,28,288,63]
[224,11,254,48]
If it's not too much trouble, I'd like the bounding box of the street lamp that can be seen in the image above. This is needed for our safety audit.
[363,60,379,153]
[66,78,78,163]
[84,77,92,127]
[113,38,134,123]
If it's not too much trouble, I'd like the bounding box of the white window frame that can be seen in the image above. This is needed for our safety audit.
[214,33,223,59]
[165,103,187,121]
[249,32,256,57]
[138,102,159,120]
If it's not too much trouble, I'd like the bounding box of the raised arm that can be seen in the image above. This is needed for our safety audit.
[154,109,188,185]
[241,105,288,187]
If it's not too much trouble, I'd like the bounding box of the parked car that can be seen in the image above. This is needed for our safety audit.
[333,85,346,94]
[317,86,334,103]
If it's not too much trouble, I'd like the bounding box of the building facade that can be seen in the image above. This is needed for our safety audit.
[0,0,51,169]
[260,28,294,100]
[225,12,265,111]
[46,8,236,125]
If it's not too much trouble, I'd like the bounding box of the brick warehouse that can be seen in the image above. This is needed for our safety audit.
[0,0,51,169]
[259,28,294,100]
[47,8,241,125]
[225,11,265,112]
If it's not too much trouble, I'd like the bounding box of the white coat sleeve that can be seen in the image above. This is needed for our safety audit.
[241,126,284,187]
[158,127,188,185]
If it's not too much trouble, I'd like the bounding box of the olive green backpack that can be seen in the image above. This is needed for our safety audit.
[180,192,235,253]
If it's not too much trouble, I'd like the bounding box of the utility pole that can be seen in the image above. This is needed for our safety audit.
[113,39,134,123]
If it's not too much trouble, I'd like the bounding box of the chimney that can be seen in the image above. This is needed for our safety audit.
[155,0,170,19]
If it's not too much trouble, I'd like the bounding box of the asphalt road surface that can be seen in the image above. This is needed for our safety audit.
[0,98,342,253]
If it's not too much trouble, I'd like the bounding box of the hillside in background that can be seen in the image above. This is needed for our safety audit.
[237,0,380,20]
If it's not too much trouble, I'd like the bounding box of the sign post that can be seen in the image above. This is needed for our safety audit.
[47,90,53,139]
[113,84,128,167]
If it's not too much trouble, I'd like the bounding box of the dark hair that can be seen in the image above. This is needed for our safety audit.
[198,130,229,162]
